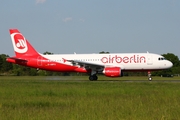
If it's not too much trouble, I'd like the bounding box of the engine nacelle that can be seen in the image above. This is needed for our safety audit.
[103,67,122,77]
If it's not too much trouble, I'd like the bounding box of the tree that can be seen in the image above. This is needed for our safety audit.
[99,51,110,54]
[0,56,3,70]
[162,53,180,67]
[0,54,13,73]
[152,53,180,76]
[12,64,37,76]
[162,53,180,75]
[43,51,53,55]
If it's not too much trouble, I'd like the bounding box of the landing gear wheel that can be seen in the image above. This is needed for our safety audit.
[89,75,98,81]
[148,77,152,81]
[148,71,152,81]
[93,75,98,80]
[89,76,94,81]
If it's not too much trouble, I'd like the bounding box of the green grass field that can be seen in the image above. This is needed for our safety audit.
[0,76,180,120]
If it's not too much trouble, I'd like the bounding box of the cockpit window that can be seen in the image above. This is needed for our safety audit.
[158,57,166,60]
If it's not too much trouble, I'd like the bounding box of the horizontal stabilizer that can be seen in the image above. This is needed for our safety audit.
[6,57,28,63]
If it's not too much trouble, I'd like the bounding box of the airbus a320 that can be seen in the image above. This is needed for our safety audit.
[6,29,173,81]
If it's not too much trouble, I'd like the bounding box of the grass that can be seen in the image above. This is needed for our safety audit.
[0,76,180,120]
[1,75,179,81]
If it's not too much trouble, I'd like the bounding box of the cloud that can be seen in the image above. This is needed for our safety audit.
[36,0,46,4]
[63,17,73,22]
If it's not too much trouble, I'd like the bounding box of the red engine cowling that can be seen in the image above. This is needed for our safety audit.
[103,67,122,77]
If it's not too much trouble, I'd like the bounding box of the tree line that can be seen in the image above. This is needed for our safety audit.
[0,52,180,76]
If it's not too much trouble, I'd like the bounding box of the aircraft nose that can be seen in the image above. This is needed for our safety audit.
[167,61,173,68]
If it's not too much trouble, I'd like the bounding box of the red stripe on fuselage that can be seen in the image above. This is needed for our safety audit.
[7,55,90,73]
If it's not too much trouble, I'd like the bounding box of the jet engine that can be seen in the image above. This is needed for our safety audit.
[103,67,122,77]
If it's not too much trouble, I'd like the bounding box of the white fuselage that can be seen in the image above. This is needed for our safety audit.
[42,53,173,71]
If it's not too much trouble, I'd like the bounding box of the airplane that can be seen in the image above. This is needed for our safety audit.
[6,29,173,81]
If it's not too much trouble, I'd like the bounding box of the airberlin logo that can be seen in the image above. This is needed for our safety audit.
[11,33,28,53]
[16,39,26,48]
[101,55,146,64]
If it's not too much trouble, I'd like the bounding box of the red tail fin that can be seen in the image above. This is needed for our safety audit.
[9,29,39,57]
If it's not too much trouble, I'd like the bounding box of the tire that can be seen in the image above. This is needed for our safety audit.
[89,76,94,81]
[89,75,98,81]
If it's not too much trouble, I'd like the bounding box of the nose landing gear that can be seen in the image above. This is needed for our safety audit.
[148,71,152,81]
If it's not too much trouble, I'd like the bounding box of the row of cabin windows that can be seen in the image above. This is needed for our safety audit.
[49,58,165,62]
[48,59,101,62]
[48,58,142,62]
[75,59,100,61]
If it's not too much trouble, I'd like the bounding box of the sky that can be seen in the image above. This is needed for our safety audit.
[0,0,180,58]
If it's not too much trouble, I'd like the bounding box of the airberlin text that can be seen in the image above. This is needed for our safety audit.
[101,55,146,64]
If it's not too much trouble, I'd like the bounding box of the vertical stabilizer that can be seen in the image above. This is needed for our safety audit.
[9,29,39,57]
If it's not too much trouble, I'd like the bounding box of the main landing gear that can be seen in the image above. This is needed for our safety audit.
[148,71,152,81]
[89,70,98,81]
[89,75,98,81]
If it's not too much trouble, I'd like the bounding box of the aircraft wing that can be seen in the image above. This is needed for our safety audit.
[66,59,125,70]
[67,59,104,69]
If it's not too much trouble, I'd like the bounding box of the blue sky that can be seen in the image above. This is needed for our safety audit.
[1,0,180,58]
